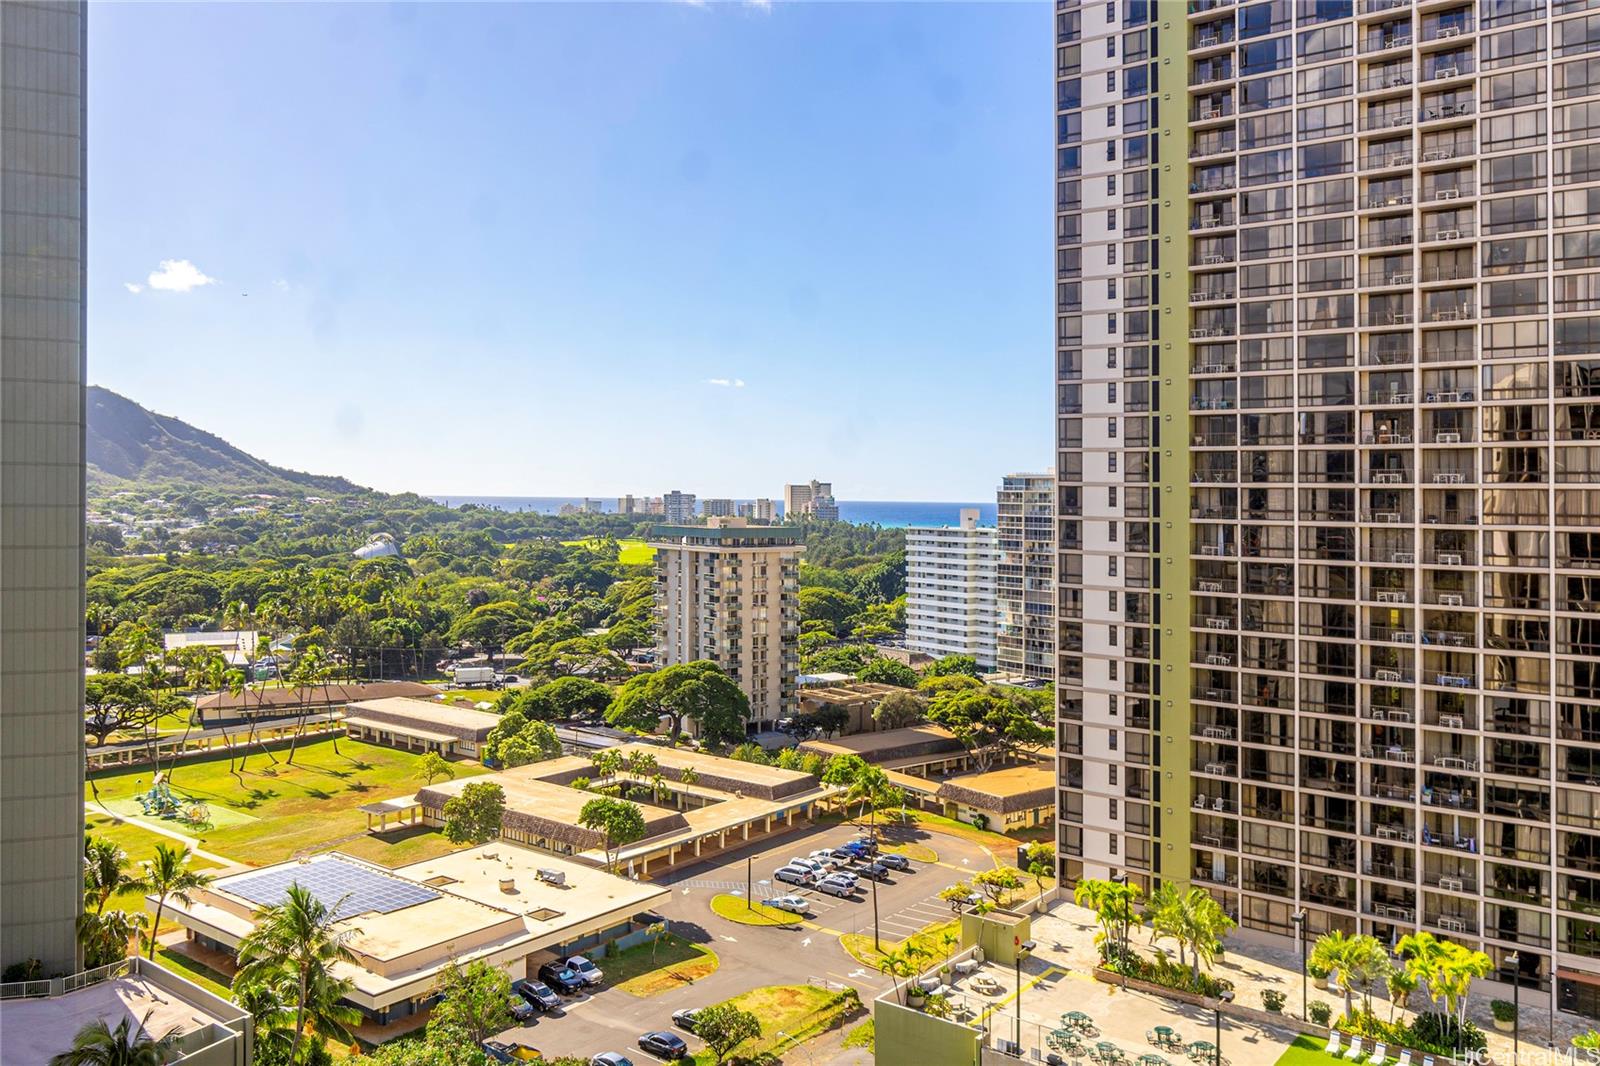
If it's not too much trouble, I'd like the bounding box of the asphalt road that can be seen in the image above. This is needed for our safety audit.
[497,819,998,1062]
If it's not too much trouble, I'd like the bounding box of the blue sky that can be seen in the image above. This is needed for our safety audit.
[89,2,1050,500]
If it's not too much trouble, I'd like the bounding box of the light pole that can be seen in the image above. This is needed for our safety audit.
[1015,938,1036,1051]
[1291,910,1307,1021]
[776,1030,817,1066]
[872,870,882,952]
[1507,952,1522,1066]
[746,855,752,910]
[1215,990,1234,1066]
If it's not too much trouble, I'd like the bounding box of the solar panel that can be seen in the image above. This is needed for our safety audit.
[223,857,439,918]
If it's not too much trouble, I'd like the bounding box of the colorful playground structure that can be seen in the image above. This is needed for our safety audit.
[136,772,210,828]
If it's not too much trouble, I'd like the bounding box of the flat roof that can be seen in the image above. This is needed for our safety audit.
[348,696,499,734]
[0,971,238,1065]
[343,716,460,745]
[419,773,690,849]
[195,680,438,712]
[936,762,1056,813]
[799,724,962,759]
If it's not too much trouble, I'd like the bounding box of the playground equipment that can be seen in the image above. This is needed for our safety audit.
[136,772,210,828]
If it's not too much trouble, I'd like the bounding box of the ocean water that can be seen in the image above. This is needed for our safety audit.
[430,495,997,528]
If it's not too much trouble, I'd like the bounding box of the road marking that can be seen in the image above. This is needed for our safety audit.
[801,936,812,947]
[801,920,844,936]
[718,935,738,942]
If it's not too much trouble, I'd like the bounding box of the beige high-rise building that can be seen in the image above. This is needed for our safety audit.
[737,498,777,522]
[701,498,735,518]
[1,0,88,975]
[997,472,1055,681]
[649,517,803,729]
[1055,0,1600,1020]
[783,479,839,521]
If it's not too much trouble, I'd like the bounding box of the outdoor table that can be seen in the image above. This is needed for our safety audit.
[1153,1027,1177,1048]
[1190,1041,1217,1061]
[1096,1041,1119,1061]
[1065,1012,1094,1029]
[1140,1055,1170,1066]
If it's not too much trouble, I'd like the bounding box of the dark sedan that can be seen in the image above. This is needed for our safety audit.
[537,962,585,995]
[512,978,561,1012]
[638,1030,689,1060]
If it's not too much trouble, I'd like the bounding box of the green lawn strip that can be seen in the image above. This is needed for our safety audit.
[85,737,490,867]
[155,946,234,998]
[843,1019,875,1050]
[709,893,799,927]
[688,985,860,1065]
[1276,1034,1346,1066]
[438,689,501,704]
[878,840,939,863]
[608,935,719,997]
[562,537,655,565]
[840,917,961,970]
[85,812,227,933]
[893,809,1051,850]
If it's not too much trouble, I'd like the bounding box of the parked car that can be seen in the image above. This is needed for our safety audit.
[638,1030,689,1060]
[877,853,912,871]
[761,894,810,914]
[670,1007,702,1032]
[538,962,585,995]
[808,849,842,869]
[512,978,561,1011]
[565,955,604,987]
[592,1055,636,1066]
[774,865,816,886]
[505,992,536,1023]
[789,857,828,875]
[483,1040,541,1063]
[817,874,857,898]
[842,838,878,855]
[857,861,892,882]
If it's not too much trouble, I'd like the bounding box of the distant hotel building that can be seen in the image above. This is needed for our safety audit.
[1053,0,1600,1017]
[783,479,839,521]
[661,490,696,524]
[905,509,998,670]
[701,498,735,518]
[738,498,778,522]
[996,472,1055,681]
[649,517,803,728]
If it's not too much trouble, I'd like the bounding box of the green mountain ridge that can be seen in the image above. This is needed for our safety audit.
[87,385,368,495]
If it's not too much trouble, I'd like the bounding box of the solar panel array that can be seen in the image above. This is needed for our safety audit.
[224,857,439,918]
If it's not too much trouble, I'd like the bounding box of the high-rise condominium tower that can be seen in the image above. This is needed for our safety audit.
[1056,0,1600,1017]
[783,479,839,521]
[997,473,1056,680]
[1,0,87,975]
[662,489,697,524]
[906,509,999,669]
[649,517,803,728]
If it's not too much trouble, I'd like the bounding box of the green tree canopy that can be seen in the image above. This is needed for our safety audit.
[923,654,981,678]
[578,797,647,873]
[442,782,506,845]
[925,685,1051,772]
[605,660,748,745]
[872,689,925,729]
[858,657,918,688]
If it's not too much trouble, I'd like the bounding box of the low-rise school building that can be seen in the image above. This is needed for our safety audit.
[341,696,499,759]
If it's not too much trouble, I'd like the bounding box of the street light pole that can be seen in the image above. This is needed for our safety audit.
[1507,952,1522,1066]
[746,855,752,911]
[1292,910,1307,1021]
[1015,939,1036,1051]
[1113,873,1129,990]
[872,871,881,952]
[1215,990,1234,1066]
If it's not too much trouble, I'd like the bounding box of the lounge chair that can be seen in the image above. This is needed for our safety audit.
[1396,1051,1412,1066]
[1422,1056,1435,1066]
[1324,1034,1343,1057]
[1367,1042,1388,1065]
[1344,1037,1365,1062]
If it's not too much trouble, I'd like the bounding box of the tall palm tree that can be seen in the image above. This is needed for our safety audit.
[1144,882,1187,965]
[49,1009,180,1066]
[1177,888,1237,980]
[132,843,211,960]
[234,883,361,1064]
[1396,930,1450,1016]
[1074,877,1141,961]
[78,909,149,970]
[84,837,135,915]
[878,945,920,1004]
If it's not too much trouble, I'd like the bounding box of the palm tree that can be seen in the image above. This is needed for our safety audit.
[1173,888,1235,981]
[1144,882,1187,966]
[234,883,361,1064]
[50,1009,181,1066]
[1310,931,1387,1021]
[132,843,211,960]
[1396,930,1450,1017]
[878,945,920,1004]
[1073,877,1141,963]
[77,909,149,970]
[84,837,135,915]
[1387,969,1417,1023]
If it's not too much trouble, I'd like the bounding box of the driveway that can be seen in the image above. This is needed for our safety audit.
[501,819,998,1061]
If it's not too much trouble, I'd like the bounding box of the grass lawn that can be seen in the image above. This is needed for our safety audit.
[438,689,502,705]
[608,935,720,997]
[563,537,655,565]
[879,840,939,863]
[1276,1034,1344,1066]
[689,985,859,1064]
[841,917,960,970]
[84,812,226,934]
[709,894,799,927]
[894,808,1053,850]
[154,946,233,998]
[85,737,490,867]
[843,1019,875,1051]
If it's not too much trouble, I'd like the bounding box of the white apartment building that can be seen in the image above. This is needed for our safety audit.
[738,498,778,522]
[661,490,696,524]
[906,509,999,669]
[649,517,804,728]
[997,473,1056,681]
[701,498,735,517]
[783,479,840,521]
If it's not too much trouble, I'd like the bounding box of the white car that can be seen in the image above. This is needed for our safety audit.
[774,865,817,886]
[762,895,810,914]
[808,849,842,869]
[565,955,603,986]
[789,857,828,875]
[816,874,857,898]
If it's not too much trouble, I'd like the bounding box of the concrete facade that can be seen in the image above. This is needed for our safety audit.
[783,479,839,521]
[661,489,696,524]
[0,0,87,976]
[906,509,999,668]
[649,517,803,727]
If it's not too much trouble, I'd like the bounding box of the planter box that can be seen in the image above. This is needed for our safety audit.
[1091,968,1325,1040]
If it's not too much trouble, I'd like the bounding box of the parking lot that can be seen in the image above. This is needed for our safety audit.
[491,819,1000,1062]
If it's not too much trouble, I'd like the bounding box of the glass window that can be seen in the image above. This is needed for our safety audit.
[1240,73,1293,112]
[1557,99,1600,141]
[1483,235,1549,275]
[1242,36,1293,75]
[1297,25,1352,63]
[1558,188,1600,227]
[1298,62,1352,101]
[1240,0,1291,38]
[1559,55,1600,100]
[1241,148,1293,186]
[1298,255,1354,292]
[1483,25,1547,69]
[1556,273,1600,313]
[1298,178,1354,216]
[1297,217,1353,252]
[1241,111,1294,149]
[1297,0,1352,25]
[1243,185,1295,222]
[1058,78,1083,110]
[1483,110,1548,152]
[1483,0,1545,29]
[1484,193,1548,234]
[1297,101,1353,139]
[1557,13,1600,57]
[1485,151,1548,192]
[1557,144,1600,185]
[1483,278,1548,317]
[1299,140,1352,178]
[1483,68,1547,111]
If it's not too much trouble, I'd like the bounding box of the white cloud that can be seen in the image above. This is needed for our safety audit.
[146,259,216,293]
[706,378,746,388]
[123,282,143,294]
[272,278,290,292]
